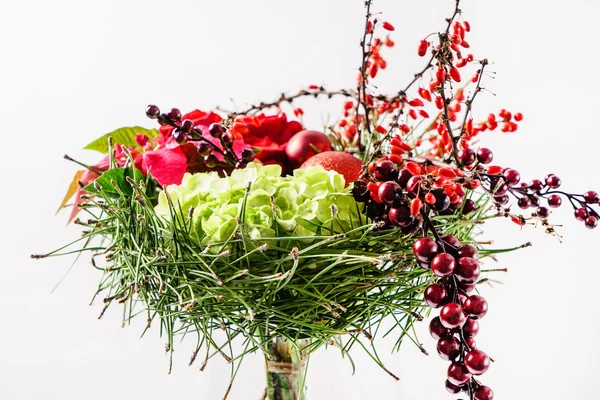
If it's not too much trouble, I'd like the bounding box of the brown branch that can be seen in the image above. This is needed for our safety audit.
[226,87,355,117]
[356,0,375,151]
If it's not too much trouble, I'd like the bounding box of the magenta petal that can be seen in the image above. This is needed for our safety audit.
[141,147,188,186]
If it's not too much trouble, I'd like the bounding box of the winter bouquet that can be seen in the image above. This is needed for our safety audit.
[35,1,599,399]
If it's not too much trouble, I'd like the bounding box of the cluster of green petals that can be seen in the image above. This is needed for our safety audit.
[155,162,365,249]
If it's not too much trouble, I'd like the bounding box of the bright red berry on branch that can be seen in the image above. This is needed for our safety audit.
[418,40,429,57]
[382,21,395,31]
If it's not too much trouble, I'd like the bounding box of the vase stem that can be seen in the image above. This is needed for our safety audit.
[264,337,309,400]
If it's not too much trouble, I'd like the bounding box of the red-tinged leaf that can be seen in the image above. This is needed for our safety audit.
[139,147,188,186]
[56,170,83,215]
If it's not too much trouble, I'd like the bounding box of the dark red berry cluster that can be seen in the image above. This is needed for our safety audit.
[145,105,255,172]
[414,236,494,400]
[469,160,600,230]
[352,157,477,233]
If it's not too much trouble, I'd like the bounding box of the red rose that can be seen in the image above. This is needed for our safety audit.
[237,113,303,174]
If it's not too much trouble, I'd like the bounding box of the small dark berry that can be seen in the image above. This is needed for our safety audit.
[180,119,195,133]
[548,194,562,208]
[537,206,550,218]
[197,142,212,157]
[503,168,521,185]
[465,349,491,375]
[209,123,226,138]
[574,208,588,221]
[584,191,599,203]
[517,197,531,209]
[585,216,598,229]
[458,148,476,166]
[241,148,256,162]
[545,174,561,189]
[373,159,399,182]
[167,108,182,121]
[477,148,493,164]
[529,179,544,193]
[145,104,160,119]
[204,154,218,168]
[172,129,186,143]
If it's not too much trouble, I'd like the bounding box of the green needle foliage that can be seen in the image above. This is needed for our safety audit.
[38,156,516,385]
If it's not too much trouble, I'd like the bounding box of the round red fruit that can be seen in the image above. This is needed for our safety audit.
[465,349,491,375]
[413,237,439,262]
[440,302,467,329]
[286,130,332,169]
[431,253,456,277]
[447,362,472,386]
[300,151,363,186]
[424,284,449,308]
[463,295,488,319]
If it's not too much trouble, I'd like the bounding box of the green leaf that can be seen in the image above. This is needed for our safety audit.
[56,170,83,214]
[83,126,159,153]
[84,167,145,197]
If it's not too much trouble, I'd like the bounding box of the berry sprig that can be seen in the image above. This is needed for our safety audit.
[145,104,256,171]
[414,236,494,400]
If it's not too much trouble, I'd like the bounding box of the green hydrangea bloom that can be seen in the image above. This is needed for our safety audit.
[155,162,366,249]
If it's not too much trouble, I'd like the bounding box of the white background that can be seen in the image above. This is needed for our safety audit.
[1,0,599,399]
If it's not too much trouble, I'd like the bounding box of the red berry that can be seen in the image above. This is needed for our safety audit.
[167,108,182,121]
[545,174,561,189]
[449,67,462,82]
[431,253,457,277]
[378,181,403,206]
[463,295,488,319]
[382,21,395,31]
[145,104,160,119]
[458,281,477,294]
[413,237,439,262]
[406,176,422,196]
[466,336,477,350]
[388,206,412,228]
[424,284,449,308]
[474,385,494,400]
[458,244,479,260]
[465,349,491,375]
[396,169,413,188]
[437,335,461,360]
[418,40,429,57]
[503,168,521,185]
[537,206,550,218]
[456,257,480,283]
[584,191,599,203]
[440,302,467,329]
[548,194,562,208]
[440,234,461,248]
[463,317,480,337]
[436,67,446,83]
[529,179,544,193]
[585,216,598,229]
[180,119,195,133]
[447,362,472,386]
[575,208,588,221]
[458,148,476,166]
[429,316,450,340]
[445,379,462,394]
[518,197,531,209]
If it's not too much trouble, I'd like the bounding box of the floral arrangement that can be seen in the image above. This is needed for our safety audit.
[35,1,599,399]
